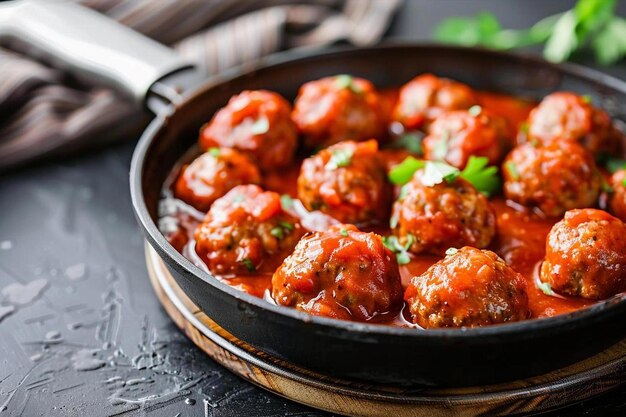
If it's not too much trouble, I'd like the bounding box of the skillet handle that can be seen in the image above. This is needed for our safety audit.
[0,0,194,105]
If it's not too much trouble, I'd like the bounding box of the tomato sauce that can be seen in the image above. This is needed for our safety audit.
[160,90,596,327]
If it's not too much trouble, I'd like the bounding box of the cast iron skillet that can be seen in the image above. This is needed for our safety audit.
[9,0,626,387]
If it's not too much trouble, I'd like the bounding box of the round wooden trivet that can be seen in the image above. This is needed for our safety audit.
[145,244,626,417]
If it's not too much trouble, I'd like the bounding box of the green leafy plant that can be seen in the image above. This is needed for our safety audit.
[434,0,626,65]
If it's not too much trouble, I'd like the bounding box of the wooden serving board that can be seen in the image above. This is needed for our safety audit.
[145,244,626,417]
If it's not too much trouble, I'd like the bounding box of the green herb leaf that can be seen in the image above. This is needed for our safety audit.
[602,180,614,193]
[334,74,363,94]
[581,94,593,104]
[605,157,626,173]
[279,221,294,231]
[270,226,285,239]
[505,161,520,180]
[468,105,482,117]
[325,148,355,170]
[388,156,425,185]
[340,228,349,237]
[393,132,424,155]
[593,17,626,65]
[421,161,460,186]
[398,184,410,201]
[250,117,270,135]
[445,247,459,256]
[537,280,556,296]
[390,214,399,229]
[460,156,501,196]
[208,147,220,157]
[544,10,579,63]
[280,194,294,210]
[382,235,412,265]
[241,258,256,272]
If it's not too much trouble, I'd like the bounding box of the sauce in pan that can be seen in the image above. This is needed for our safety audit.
[159,75,626,329]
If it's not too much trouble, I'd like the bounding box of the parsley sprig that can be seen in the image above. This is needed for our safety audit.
[388,156,501,196]
[382,235,414,265]
[434,0,626,65]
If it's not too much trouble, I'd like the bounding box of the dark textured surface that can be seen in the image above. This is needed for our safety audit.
[0,1,625,416]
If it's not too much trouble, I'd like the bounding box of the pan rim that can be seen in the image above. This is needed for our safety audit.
[130,42,626,340]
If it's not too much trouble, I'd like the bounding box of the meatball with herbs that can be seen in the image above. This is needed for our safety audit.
[423,108,513,169]
[608,169,626,222]
[291,75,385,148]
[194,185,305,275]
[392,73,478,130]
[297,140,391,225]
[199,90,298,170]
[502,141,601,217]
[174,148,261,212]
[391,170,496,256]
[272,224,403,321]
[526,92,622,155]
[540,209,626,299]
[405,246,530,328]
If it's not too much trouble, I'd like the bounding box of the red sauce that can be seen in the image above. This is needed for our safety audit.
[160,90,596,327]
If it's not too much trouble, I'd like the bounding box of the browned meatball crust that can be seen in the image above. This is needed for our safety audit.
[502,141,601,217]
[291,75,386,148]
[527,92,622,155]
[540,209,626,299]
[174,148,261,212]
[391,172,496,255]
[392,73,478,130]
[423,108,513,169]
[199,90,298,170]
[405,246,530,328]
[194,185,305,275]
[297,140,391,225]
[272,224,403,321]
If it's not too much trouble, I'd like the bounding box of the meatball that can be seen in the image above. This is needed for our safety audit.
[423,108,513,169]
[194,185,305,275]
[405,247,530,328]
[199,90,298,170]
[297,140,391,225]
[174,148,261,212]
[502,141,601,217]
[608,169,626,221]
[271,224,403,321]
[291,75,385,148]
[527,92,621,155]
[540,209,626,299]
[391,171,496,255]
[392,73,478,130]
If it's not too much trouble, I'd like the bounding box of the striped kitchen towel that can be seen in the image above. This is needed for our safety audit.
[0,0,400,170]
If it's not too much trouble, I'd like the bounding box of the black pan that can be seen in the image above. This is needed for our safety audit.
[12,1,626,387]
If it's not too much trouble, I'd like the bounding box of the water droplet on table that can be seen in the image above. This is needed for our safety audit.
[0,241,13,250]
[65,263,87,280]
[1,278,48,305]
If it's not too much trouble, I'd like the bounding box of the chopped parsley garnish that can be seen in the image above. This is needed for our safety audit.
[602,180,614,193]
[250,117,270,135]
[581,94,592,104]
[623,177,626,187]
[208,147,220,157]
[519,121,529,134]
[461,156,502,196]
[340,228,349,237]
[393,132,424,155]
[445,247,459,256]
[468,105,482,117]
[241,258,256,272]
[537,280,556,296]
[279,221,294,231]
[604,157,626,173]
[505,161,520,180]
[390,214,399,229]
[382,235,414,265]
[325,148,355,170]
[334,74,363,94]
[398,184,410,201]
[388,156,502,196]
[270,226,284,239]
[280,194,294,211]
[388,156,425,185]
